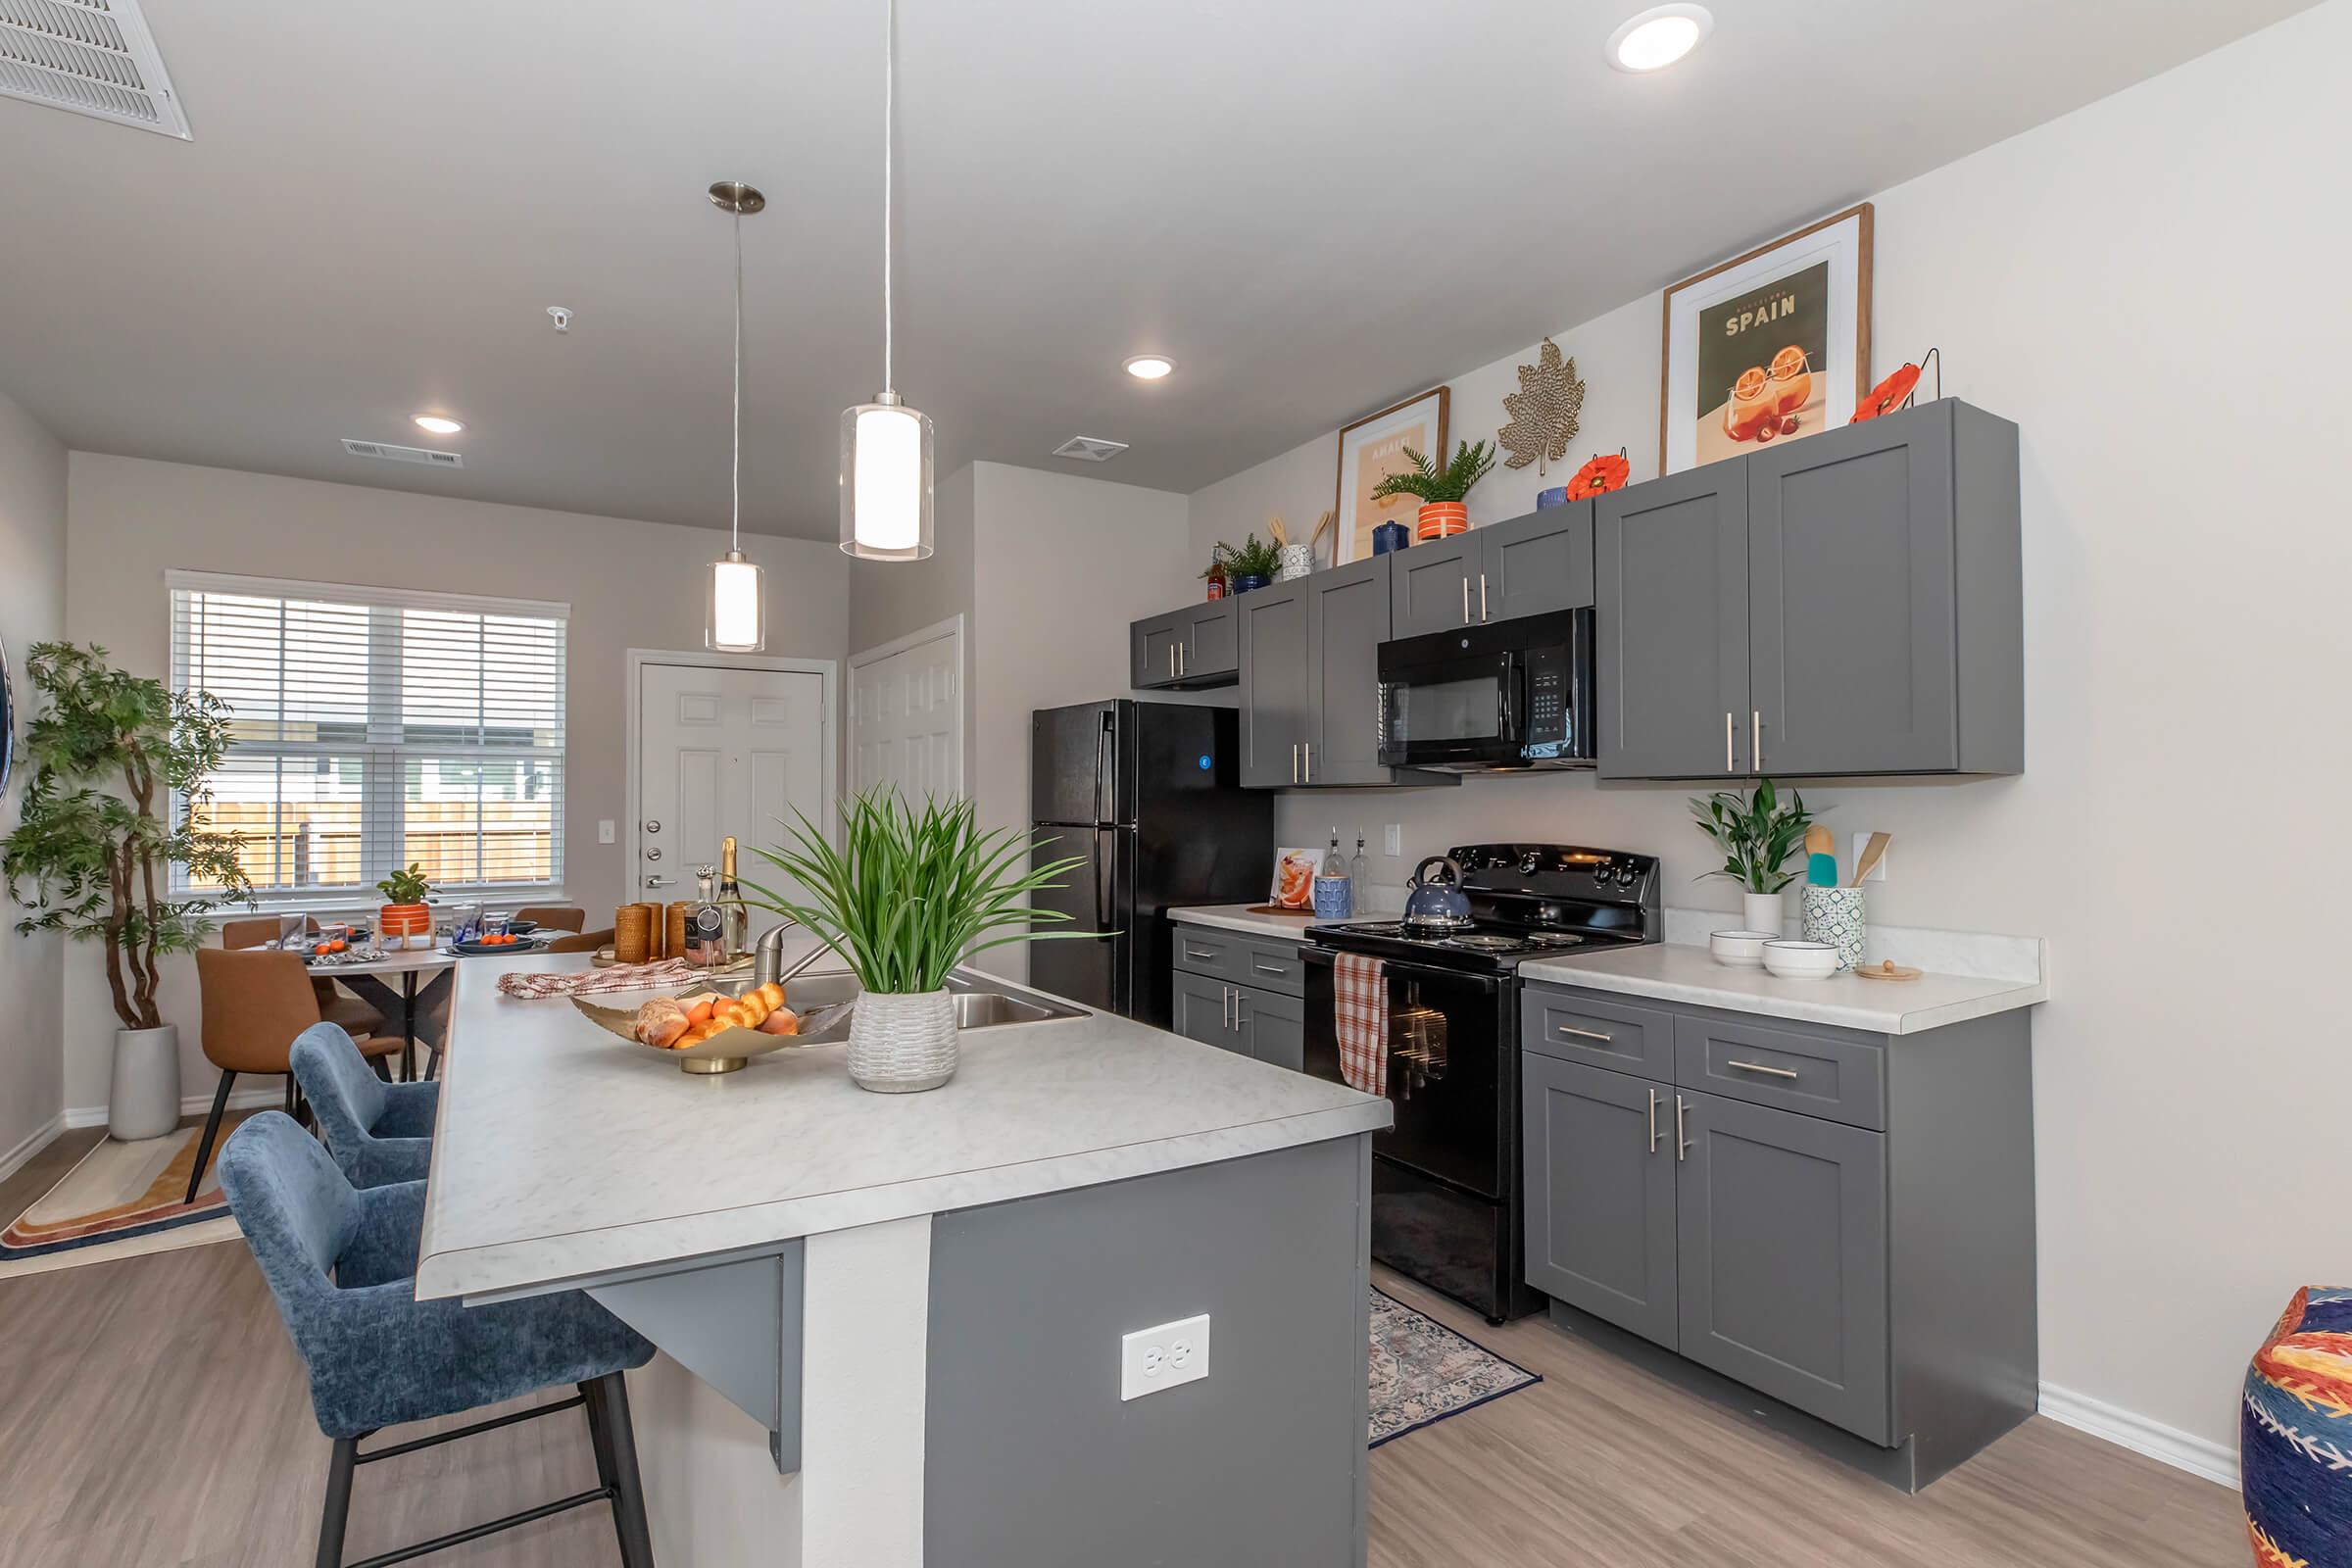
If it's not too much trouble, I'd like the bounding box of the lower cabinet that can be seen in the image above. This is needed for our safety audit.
[1171,935,1306,1071]
[1523,1054,1679,1348]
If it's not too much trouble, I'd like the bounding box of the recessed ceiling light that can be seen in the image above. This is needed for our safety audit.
[413,415,465,435]
[1607,4,1711,73]
[1123,355,1175,381]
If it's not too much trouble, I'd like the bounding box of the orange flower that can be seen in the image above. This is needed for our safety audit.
[1851,363,1922,422]
[1564,453,1631,501]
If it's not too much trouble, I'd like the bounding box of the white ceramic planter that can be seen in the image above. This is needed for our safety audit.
[1741,890,1787,936]
[847,989,957,1093]
[110,1024,181,1142]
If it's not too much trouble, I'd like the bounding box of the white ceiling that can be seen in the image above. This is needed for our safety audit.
[0,0,2308,539]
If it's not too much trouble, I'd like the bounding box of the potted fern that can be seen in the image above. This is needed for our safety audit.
[1370,439,1498,542]
[1689,776,1816,934]
[1211,534,1283,594]
[1,643,253,1140]
[740,789,1088,1093]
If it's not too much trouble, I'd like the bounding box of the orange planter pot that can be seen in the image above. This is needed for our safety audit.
[379,903,432,950]
[1415,502,1469,541]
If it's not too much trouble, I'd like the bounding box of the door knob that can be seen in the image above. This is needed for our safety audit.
[644,874,674,889]
[645,848,662,861]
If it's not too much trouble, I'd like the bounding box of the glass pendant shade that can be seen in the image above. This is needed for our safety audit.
[707,550,766,652]
[839,395,934,560]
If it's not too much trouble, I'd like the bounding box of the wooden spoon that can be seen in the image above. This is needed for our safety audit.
[1268,516,1289,546]
[1849,831,1891,888]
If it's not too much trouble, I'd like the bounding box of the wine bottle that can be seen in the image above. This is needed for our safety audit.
[719,835,749,957]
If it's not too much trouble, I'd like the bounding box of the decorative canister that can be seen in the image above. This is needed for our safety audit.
[848,989,958,1093]
[1312,874,1353,919]
[1371,519,1410,556]
[1415,502,1469,541]
[1537,485,1568,511]
[1231,573,1269,594]
[1277,543,1313,580]
[1800,886,1867,971]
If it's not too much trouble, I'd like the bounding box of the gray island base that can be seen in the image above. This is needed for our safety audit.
[416,952,1390,1567]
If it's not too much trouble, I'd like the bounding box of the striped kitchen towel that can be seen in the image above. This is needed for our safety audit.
[497,958,707,1000]
[1334,953,1389,1098]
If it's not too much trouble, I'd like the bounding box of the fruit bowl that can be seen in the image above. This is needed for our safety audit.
[572,975,857,1075]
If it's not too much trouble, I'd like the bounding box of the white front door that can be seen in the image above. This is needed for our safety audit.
[850,617,963,804]
[635,662,828,906]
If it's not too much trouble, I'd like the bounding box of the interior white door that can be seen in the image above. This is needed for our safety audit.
[850,624,961,804]
[636,662,827,904]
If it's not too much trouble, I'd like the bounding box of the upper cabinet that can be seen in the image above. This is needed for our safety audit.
[1130,599,1241,690]
[1238,557,1455,790]
[1391,502,1596,638]
[1597,400,2022,780]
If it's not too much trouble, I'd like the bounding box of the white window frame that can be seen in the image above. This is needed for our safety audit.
[168,569,570,910]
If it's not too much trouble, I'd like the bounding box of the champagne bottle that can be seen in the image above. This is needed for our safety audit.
[719,835,749,957]
[687,863,724,967]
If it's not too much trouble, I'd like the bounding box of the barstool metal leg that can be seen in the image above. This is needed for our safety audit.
[316,1436,357,1568]
[588,1372,656,1568]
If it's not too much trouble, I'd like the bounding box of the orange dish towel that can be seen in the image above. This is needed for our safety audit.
[1334,953,1389,1098]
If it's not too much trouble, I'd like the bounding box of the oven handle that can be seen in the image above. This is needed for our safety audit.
[1302,946,1504,994]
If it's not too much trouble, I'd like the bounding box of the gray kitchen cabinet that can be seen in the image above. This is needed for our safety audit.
[1172,968,1246,1054]
[1675,1089,1889,1444]
[1595,463,1751,778]
[1132,611,1187,691]
[1388,533,1482,638]
[1523,1054,1679,1348]
[1172,930,1307,1071]
[1236,581,1313,786]
[1388,505,1596,638]
[1236,559,1455,790]
[1233,984,1305,1072]
[1129,601,1241,690]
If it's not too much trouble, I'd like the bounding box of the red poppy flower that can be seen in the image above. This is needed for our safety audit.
[1564,453,1631,501]
[1850,363,1922,423]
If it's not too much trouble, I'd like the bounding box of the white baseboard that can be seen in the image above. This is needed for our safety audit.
[0,1112,68,1186]
[2039,1380,2238,1489]
[61,1084,286,1132]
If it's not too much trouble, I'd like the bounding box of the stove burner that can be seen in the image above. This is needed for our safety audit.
[1446,935,1526,953]
[1526,932,1587,948]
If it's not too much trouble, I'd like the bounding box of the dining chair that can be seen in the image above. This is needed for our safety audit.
[221,916,387,1043]
[187,949,404,1203]
[217,1113,656,1568]
[545,927,614,955]
[291,1025,437,1187]
[514,905,587,933]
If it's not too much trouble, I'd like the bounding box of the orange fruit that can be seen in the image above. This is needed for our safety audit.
[1769,346,1808,380]
[1732,366,1769,401]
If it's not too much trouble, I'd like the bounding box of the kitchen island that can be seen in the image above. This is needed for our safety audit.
[416,950,1391,1568]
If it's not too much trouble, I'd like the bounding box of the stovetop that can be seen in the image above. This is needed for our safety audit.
[1310,843,1662,973]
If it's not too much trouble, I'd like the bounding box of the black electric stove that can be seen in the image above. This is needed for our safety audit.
[1300,844,1660,1322]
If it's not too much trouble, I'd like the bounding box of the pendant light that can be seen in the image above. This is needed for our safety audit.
[839,0,934,561]
[707,180,767,651]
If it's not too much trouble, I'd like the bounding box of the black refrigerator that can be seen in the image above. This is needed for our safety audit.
[1029,701,1272,1027]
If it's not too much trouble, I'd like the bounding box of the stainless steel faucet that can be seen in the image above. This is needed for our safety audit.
[753,918,835,989]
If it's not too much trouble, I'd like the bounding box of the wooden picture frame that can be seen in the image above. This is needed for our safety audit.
[1332,387,1448,565]
[1659,203,1872,475]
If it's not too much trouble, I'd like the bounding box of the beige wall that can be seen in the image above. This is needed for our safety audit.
[61,453,848,1111]
[1187,3,2352,1462]
[0,391,68,1163]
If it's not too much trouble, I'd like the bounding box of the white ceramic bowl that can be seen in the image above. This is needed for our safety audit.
[1761,940,1841,980]
[1708,930,1780,968]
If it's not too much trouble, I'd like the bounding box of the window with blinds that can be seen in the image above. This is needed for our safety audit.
[168,572,568,903]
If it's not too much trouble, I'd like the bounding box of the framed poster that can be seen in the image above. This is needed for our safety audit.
[1332,387,1447,564]
[1659,203,1871,475]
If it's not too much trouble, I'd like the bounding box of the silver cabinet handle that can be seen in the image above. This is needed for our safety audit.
[1480,572,1490,622]
[1727,1057,1800,1080]
[1252,960,1288,975]
[1302,742,1312,783]
[1184,947,1217,961]
[1179,642,1188,675]
[1461,575,1471,624]
[1291,743,1300,784]
[1233,992,1248,1028]
[1752,710,1763,772]
[1647,1088,1662,1154]
[1726,711,1736,773]
[1554,1023,1612,1043]
[1221,985,1233,1030]
[1676,1095,1690,1161]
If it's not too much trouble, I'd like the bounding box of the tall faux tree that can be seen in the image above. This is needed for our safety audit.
[1,642,254,1029]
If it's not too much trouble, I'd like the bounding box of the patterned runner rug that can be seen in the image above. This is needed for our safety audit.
[1369,1286,1541,1447]
[0,1114,253,1281]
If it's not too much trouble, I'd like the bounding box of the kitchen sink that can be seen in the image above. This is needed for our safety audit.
[734,966,1086,1039]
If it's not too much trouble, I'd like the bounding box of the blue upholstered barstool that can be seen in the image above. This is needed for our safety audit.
[291,1023,437,1187]
[218,1112,657,1568]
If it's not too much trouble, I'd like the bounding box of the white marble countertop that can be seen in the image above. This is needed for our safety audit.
[414,951,1391,1302]
[1519,940,2048,1036]
[1168,904,1328,943]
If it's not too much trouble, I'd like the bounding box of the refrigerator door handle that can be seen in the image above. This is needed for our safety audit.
[1094,826,1112,928]
[1094,710,1113,826]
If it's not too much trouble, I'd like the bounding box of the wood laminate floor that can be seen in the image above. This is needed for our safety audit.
[0,1127,2242,1567]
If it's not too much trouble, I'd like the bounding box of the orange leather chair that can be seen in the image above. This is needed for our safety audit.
[187,948,403,1202]
[514,906,587,933]
[220,917,386,1041]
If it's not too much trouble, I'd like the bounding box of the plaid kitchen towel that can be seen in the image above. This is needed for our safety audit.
[496,957,708,1000]
[1334,953,1389,1098]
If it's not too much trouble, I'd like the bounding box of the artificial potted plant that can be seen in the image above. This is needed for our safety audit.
[376,862,434,950]
[1,643,253,1140]
[741,788,1086,1093]
[1212,534,1283,594]
[1689,776,1815,935]
[1369,438,1498,541]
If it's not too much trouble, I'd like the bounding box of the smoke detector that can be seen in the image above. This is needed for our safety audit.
[1053,436,1128,464]
[342,438,463,469]
[0,0,191,140]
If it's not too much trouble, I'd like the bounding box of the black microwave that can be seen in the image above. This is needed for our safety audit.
[1375,608,1595,772]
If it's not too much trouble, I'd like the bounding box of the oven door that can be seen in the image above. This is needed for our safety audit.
[1303,949,1509,1199]
[1376,645,1525,771]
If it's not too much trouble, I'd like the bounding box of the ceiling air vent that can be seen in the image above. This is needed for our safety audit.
[1053,436,1128,464]
[0,0,191,140]
[342,438,464,469]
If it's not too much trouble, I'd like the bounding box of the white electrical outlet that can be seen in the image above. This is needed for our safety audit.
[1850,832,1886,882]
[598,819,616,844]
[1120,1313,1211,1400]
[1383,823,1403,857]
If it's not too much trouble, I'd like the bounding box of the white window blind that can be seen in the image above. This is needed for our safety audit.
[168,571,568,903]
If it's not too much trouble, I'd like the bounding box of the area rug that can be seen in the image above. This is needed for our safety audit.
[1368,1286,1541,1447]
[0,1113,255,1281]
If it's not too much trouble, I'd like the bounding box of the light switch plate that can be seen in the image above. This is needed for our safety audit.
[1383,824,1403,857]
[1849,832,1886,882]
[1120,1313,1210,1401]
[599,819,616,844]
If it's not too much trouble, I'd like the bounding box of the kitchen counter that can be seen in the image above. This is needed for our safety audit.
[1168,903,1326,942]
[1520,939,2048,1035]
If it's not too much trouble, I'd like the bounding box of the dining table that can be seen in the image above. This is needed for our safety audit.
[283,935,557,1079]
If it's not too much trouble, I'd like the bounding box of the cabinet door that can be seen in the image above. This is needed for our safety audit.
[1235,984,1304,1072]
[1480,502,1594,622]
[1523,1054,1679,1348]
[1183,600,1240,682]
[1747,407,1957,774]
[1236,581,1313,787]
[1594,465,1752,779]
[1171,969,1244,1054]
[1387,535,1479,639]
[1675,1089,1889,1442]
[1305,557,1394,785]
[1132,612,1187,690]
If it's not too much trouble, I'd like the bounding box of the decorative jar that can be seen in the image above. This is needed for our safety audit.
[848,989,958,1093]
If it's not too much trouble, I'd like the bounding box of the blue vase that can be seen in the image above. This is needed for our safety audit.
[1537,486,1568,510]
[1232,573,1269,593]
[1371,520,1409,556]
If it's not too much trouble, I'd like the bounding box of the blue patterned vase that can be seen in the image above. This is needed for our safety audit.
[1800,886,1866,970]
